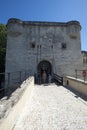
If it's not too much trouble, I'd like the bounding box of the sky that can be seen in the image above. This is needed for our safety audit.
[0,0,87,51]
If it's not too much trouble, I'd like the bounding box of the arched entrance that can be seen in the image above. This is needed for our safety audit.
[37,60,52,84]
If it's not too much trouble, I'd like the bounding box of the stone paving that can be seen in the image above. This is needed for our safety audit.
[12,83,87,130]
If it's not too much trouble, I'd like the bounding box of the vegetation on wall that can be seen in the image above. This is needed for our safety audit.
[0,24,7,87]
[0,24,7,73]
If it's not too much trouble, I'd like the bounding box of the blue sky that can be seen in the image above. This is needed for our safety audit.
[0,0,87,51]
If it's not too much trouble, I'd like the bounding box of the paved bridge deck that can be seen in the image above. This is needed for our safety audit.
[13,84,87,130]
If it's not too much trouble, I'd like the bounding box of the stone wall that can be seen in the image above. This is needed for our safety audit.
[0,76,34,130]
[5,18,83,85]
[64,76,87,96]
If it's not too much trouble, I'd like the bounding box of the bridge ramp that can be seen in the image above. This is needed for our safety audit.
[13,83,87,130]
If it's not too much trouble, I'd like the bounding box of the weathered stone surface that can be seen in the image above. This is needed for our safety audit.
[0,79,29,121]
[5,18,83,85]
[12,84,87,130]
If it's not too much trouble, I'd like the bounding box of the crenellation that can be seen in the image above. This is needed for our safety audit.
[7,18,81,28]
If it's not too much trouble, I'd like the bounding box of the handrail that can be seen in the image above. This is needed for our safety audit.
[0,69,32,98]
[53,73,63,85]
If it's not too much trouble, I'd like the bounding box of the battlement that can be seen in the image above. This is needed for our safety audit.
[7,18,81,29]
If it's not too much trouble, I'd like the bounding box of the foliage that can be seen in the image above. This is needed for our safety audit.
[0,24,7,73]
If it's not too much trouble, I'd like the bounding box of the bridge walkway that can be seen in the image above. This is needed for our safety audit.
[12,83,87,130]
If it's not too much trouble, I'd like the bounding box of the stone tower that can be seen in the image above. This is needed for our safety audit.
[5,18,82,85]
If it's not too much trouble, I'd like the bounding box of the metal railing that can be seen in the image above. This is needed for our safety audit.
[34,73,63,85]
[53,73,63,85]
[0,69,32,98]
[75,69,87,82]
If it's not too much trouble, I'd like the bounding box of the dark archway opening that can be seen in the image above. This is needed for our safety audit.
[35,60,52,84]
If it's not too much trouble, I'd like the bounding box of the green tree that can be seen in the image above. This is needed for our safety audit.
[0,24,7,73]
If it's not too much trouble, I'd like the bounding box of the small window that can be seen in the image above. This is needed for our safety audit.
[31,43,35,48]
[61,43,66,49]
[37,45,41,49]
[51,45,53,48]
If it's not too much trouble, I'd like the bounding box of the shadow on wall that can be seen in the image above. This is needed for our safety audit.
[64,84,87,101]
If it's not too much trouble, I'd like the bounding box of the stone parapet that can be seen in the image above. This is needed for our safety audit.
[64,76,87,96]
[0,76,34,130]
[7,18,81,28]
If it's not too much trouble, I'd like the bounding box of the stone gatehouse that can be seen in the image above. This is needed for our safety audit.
[5,18,82,84]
